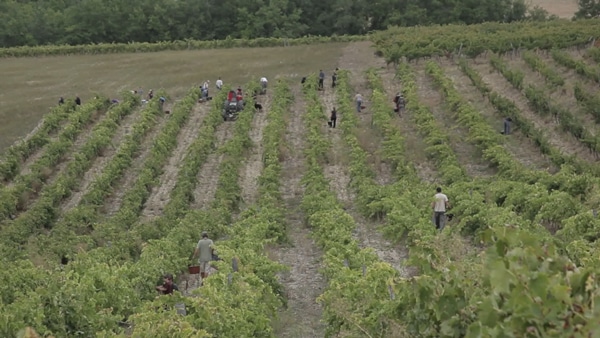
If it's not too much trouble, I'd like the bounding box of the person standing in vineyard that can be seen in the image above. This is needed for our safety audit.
[355,93,363,112]
[156,273,179,295]
[75,96,81,105]
[432,187,450,230]
[502,117,512,135]
[318,70,325,90]
[193,232,214,280]
[393,92,405,116]
[332,71,337,88]
[329,107,337,128]
[216,77,223,90]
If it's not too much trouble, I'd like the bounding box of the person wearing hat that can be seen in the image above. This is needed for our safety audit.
[193,232,214,280]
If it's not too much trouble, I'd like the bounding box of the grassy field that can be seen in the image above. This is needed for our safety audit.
[0,43,346,151]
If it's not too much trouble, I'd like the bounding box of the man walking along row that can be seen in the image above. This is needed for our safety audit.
[432,187,450,230]
[193,231,214,279]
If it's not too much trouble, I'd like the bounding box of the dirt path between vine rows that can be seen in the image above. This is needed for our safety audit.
[191,121,235,210]
[414,62,497,177]
[377,67,441,183]
[141,103,211,220]
[17,107,108,213]
[271,85,326,338]
[319,70,408,276]
[238,92,272,208]
[507,55,600,139]
[442,59,556,172]
[102,105,171,216]
[471,60,598,163]
[61,106,145,213]
[337,42,395,186]
[12,118,70,185]
[13,106,105,192]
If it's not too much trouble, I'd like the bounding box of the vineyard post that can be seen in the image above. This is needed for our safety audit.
[593,209,597,218]
[458,43,463,57]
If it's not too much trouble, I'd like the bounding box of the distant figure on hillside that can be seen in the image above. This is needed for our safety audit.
[216,77,223,90]
[58,97,64,105]
[148,89,154,100]
[431,187,450,230]
[355,93,363,112]
[193,232,215,280]
[301,76,306,84]
[502,117,512,135]
[329,107,337,128]
[260,77,268,89]
[318,70,325,90]
[75,96,81,106]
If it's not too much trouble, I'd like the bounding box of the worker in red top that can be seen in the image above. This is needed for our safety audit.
[228,90,235,101]
[236,87,243,101]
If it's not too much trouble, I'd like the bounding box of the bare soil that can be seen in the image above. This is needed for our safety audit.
[18,108,107,213]
[61,106,144,213]
[413,62,497,177]
[191,121,235,210]
[320,77,410,277]
[141,102,212,220]
[336,41,395,186]
[238,92,272,208]
[102,108,170,216]
[11,119,70,184]
[271,85,326,338]
[506,55,600,138]
[378,68,441,183]
[443,59,556,172]
[471,60,598,163]
[16,108,105,184]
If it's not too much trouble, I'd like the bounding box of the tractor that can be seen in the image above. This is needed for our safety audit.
[222,94,244,121]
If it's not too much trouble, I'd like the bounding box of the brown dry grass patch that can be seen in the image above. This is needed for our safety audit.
[0,43,347,151]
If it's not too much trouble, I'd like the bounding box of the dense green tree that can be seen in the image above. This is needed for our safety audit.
[576,0,600,18]
[0,0,547,47]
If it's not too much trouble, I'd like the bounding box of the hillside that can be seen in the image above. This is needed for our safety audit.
[2,18,600,337]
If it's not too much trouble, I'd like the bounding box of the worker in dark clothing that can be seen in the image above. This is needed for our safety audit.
[332,72,337,88]
[329,108,337,128]
[75,96,81,105]
[58,97,64,105]
[156,273,179,295]
[318,70,325,90]
[503,117,512,135]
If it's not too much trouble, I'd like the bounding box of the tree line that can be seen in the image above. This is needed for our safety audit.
[0,0,559,48]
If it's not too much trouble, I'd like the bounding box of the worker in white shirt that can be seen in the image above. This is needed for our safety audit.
[431,187,450,230]
[216,77,223,90]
